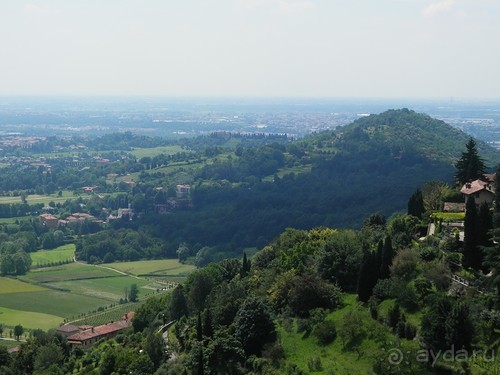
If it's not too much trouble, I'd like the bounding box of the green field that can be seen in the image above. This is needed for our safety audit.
[30,244,76,266]
[0,306,62,331]
[130,145,185,158]
[48,275,156,301]
[18,263,119,284]
[0,259,186,332]
[105,259,195,279]
[0,277,47,294]
[0,190,76,205]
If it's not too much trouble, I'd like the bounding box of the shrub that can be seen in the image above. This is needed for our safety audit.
[313,320,337,346]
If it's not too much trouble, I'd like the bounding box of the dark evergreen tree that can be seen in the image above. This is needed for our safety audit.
[202,308,213,338]
[485,164,500,294]
[407,189,425,218]
[454,137,487,185]
[240,252,250,278]
[357,251,379,303]
[445,302,474,351]
[170,285,188,320]
[196,312,203,342]
[463,197,479,269]
[379,235,394,279]
[234,297,276,355]
[421,296,453,351]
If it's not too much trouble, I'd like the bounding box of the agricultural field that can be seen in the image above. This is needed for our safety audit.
[30,244,75,267]
[17,263,119,284]
[130,145,185,158]
[0,190,76,206]
[0,306,62,331]
[104,259,195,281]
[47,275,154,301]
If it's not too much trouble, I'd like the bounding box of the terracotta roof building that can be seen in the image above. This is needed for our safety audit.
[66,312,134,348]
[460,179,495,207]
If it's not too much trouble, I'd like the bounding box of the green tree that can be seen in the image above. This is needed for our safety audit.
[379,236,394,279]
[33,343,64,373]
[357,251,379,302]
[13,325,23,341]
[128,283,139,302]
[407,189,424,218]
[145,332,165,368]
[454,137,487,185]
[234,297,276,355]
[484,164,500,294]
[463,197,479,269]
[445,302,474,351]
[170,285,188,320]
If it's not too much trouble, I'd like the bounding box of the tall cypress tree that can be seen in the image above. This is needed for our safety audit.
[484,164,500,294]
[357,251,379,302]
[454,138,487,185]
[463,197,479,269]
[407,189,425,218]
[379,236,394,279]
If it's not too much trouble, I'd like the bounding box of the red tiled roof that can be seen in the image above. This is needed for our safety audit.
[56,324,80,333]
[460,179,494,195]
[67,320,130,342]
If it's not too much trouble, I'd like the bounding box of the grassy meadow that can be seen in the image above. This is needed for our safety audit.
[278,294,419,374]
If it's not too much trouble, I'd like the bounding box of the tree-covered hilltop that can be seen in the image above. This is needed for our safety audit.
[306,108,498,165]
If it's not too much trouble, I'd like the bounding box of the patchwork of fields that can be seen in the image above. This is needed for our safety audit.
[0,246,194,333]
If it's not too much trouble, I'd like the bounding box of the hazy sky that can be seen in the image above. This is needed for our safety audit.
[0,0,499,98]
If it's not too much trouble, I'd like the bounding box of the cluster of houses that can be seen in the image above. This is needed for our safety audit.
[56,312,135,348]
[39,212,105,229]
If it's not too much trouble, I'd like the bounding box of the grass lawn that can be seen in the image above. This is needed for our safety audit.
[431,212,465,221]
[0,306,62,331]
[130,145,185,158]
[30,244,76,266]
[104,259,195,278]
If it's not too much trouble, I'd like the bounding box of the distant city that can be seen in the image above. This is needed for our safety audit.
[0,97,499,148]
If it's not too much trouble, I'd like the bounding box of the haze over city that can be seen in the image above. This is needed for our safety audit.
[1,0,499,98]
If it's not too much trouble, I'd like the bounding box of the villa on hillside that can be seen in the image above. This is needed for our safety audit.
[58,312,135,348]
[460,173,496,208]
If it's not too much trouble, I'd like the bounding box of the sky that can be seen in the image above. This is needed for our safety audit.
[0,0,499,99]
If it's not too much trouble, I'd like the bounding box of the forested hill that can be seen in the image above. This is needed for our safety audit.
[303,108,498,165]
[140,109,500,262]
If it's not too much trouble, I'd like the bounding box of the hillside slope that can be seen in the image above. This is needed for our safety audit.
[146,109,500,258]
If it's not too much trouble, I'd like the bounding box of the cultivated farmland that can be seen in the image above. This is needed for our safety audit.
[0,259,188,332]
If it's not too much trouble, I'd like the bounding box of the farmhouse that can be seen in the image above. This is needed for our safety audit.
[65,312,135,348]
[39,213,59,229]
